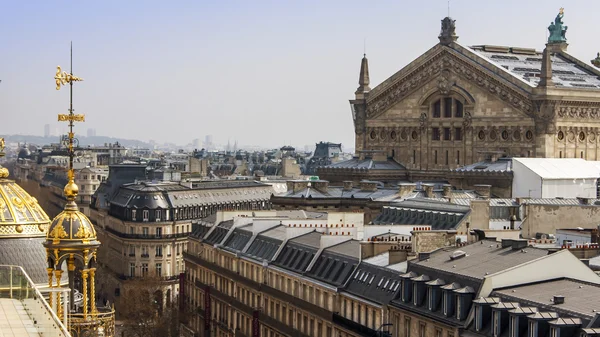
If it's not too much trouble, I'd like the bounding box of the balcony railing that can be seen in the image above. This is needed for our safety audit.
[69,308,115,337]
[332,313,378,337]
[105,227,189,240]
[0,265,71,337]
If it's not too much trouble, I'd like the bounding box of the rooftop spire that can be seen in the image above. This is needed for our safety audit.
[355,54,370,97]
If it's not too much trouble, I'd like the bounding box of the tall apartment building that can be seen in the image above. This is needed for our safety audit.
[89,175,275,314]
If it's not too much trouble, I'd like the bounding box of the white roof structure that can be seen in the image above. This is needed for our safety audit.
[512,158,600,180]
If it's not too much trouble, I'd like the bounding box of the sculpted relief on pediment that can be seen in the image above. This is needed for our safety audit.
[365,51,534,119]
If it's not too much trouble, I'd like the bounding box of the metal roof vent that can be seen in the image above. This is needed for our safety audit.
[553,295,565,305]
[450,250,467,260]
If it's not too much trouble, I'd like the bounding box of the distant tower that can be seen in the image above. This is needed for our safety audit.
[234,140,238,152]
[350,53,371,155]
[44,52,115,336]
[44,124,50,137]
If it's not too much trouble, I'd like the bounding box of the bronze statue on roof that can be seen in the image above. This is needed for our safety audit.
[548,8,568,43]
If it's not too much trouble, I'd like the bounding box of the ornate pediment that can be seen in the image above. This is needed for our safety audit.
[365,49,534,119]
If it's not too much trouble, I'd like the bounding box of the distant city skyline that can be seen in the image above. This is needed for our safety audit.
[2,1,599,148]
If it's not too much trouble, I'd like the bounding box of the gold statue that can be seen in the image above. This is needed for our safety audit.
[559,7,564,15]
[0,138,4,153]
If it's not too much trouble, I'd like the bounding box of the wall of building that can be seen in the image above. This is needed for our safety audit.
[521,204,600,238]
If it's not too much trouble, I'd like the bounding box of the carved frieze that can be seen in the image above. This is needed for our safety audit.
[365,50,533,119]
[557,106,600,119]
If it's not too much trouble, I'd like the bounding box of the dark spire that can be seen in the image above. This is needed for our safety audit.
[538,47,554,87]
[355,54,370,97]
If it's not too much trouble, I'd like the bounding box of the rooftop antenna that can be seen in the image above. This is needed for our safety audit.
[363,37,366,57]
[448,0,451,17]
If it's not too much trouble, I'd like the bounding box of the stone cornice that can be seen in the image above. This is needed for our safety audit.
[365,48,535,120]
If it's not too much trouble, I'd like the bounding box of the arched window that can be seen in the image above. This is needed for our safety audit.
[431,97,465,118]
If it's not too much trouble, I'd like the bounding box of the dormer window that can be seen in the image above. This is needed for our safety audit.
[131,209,137,221]
[550,327,559,337]
[413,283,419,305]
[475,305,482,331]
[143,210,149,221]
[529,321,537,337]
[493,311,501,337]
[456,295,462,320]
[427,287,433,310]
[510,316,518,337]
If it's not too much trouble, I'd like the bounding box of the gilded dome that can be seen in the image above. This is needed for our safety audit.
[0,178,51,237]
[45,177,99,248]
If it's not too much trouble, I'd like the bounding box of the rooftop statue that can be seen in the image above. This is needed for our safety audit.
[592,52,600,68]
[439,17,458,45]
[548,8,568,43]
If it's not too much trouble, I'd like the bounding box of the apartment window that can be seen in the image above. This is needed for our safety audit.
[457,150,460,165]
[413,150,416,164]
[529,321,537,337]
[156,263,162,277]
[433,100,441,118]
[435,328,442,337]
[419,322,426,337]
[131,210,137,221]
[156,227,162,237]
[141,246,149,257]
[427,287,433,310]
[434,150,438,165]
[128,246,135,256]
[165,209,170,221]
[143,210,149,221]
[493,311,500,337]
[155,246,163,257]
[445,150,449,165]
[142,227,149,236]
[155,209,161,221]
[510,316,518,337]
[455,127,462,141]
[404,317,411,337]
[141,263,148,277]
[432,128,441,141]
[475,305,482,331]
[442,291,447,315]
[455,100,464,117]
[129,263,135,277]
[444,97,452,117]
[443,127,451,140]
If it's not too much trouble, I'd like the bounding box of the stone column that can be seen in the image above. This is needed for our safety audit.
[89,268,96,314]
[81,269,89,317]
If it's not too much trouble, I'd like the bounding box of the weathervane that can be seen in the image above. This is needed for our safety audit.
[54,43,84,186]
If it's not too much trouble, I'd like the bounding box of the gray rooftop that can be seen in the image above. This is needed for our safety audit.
[325,157,406,170]
[494,279,600,320]
[410,240,549,281]
[470,45,600,89]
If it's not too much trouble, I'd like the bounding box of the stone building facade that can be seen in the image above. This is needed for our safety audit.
[350,14,600,171]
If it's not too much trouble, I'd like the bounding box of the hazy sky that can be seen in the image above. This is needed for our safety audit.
[1,1,599,150]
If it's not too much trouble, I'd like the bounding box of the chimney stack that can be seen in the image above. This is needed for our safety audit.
[422,184,435,198]
[473,184,491,199]
[398,183,417,198]
[343,181,354,191]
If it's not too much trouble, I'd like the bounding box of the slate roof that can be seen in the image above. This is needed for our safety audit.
[344,262,403,305]
[493,278,600,320]
[372,200,469,229]
[0,238,67,285]
[306,241,359,287]
[204,220,233,245]
[273,232,321,273]
[325,157,406,170]
[454,157,513,173]
[409,240,549,284]
[244,226,286,261]
[470,45,600,89]
[223,228,253,251]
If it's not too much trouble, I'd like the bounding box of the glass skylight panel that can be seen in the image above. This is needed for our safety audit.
[368,276,375,285]
[378,278,384,287]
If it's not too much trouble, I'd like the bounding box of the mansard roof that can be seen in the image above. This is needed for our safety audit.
[273,231,321,273]
[409,240,549,284]
[306,240,359,287]
[344,262,403,305]
[493,278,600,321]
[371,200,469,229]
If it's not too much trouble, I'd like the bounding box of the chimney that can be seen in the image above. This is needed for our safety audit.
[359,180,378,192]
[553,295,565,305]
[501,239,513,248]
[389,249,408,264]
[422,184,435,198]
[442,184,453,197]
[398,183,417,198]
[473,184,491,199]
[538,46,554,87]
[343,181,353,191]
[286,180,309,194]
[312,180,329,193]
[510,215,517,230]
[511,239,528,250]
